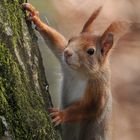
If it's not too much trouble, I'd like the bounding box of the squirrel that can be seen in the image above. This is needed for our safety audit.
[22,3,127,140]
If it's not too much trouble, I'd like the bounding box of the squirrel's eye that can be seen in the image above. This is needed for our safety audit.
[87,48,95,55]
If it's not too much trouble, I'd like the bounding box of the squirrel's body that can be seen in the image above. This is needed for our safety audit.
[61,62,88,140]
[22,3,125,140]
[61,65,88,108]
[61,64,112,140]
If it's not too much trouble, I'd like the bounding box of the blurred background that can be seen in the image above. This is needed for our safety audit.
[29,0,140,140]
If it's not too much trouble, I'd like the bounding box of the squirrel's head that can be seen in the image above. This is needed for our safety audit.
[64,32,113,74]
[63,7,115,74]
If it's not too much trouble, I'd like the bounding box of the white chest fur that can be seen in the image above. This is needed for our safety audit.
[61,65,88,108]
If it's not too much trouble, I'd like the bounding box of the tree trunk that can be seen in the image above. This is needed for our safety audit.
[0,0,61,139]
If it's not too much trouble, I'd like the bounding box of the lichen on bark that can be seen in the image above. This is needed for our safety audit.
[0,0,60,140]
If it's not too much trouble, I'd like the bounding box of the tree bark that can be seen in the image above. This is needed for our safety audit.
[0,0,61,139]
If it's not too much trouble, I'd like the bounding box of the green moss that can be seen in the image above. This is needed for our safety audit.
[0,1,61,140]
[0,42,58,139]
[3,1,23,47]
[0,81,8,115]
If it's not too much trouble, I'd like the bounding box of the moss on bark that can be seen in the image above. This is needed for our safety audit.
[0,0,60,140]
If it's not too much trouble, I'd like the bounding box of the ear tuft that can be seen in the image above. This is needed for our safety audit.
[81,7,102,33]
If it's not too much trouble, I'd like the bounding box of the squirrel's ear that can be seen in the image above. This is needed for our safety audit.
[100,32,114,56]
[100,21,129,55]
[81,7,102,33]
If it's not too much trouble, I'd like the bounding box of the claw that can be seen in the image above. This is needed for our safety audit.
[22,3,30,11]
[22,3,41,28]
[22,3,39,18]
[54,120,61,127]
[22,3,35,12]
[49,108,64,126]
[52,116,60,123]
[49,112,59,117]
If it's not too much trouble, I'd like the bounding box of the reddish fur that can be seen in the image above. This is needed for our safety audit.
[81,7,102,33]
[22,4,126,137]
[22,3,67,53]
[22,3,113,123]
[60,81,104,123]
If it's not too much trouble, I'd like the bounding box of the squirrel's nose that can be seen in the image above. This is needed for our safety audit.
[64,49,73,58]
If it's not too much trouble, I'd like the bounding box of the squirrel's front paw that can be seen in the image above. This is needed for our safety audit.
[22,3,39,16]
[22,3,40,23]
[49,108,65,126]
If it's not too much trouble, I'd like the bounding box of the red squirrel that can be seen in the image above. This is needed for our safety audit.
[22,3,126,140]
